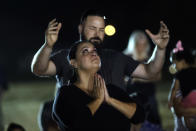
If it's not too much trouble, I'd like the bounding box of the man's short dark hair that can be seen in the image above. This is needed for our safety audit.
[80,8,106,24]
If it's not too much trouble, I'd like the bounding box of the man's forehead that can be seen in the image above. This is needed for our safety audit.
[85,16,105,23]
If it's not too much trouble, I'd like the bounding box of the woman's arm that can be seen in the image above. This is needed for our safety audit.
[104,88,145,125]
[106,97,136,119]
[168,79,179,108]
[173,100,196,117]
[103,83,141,120]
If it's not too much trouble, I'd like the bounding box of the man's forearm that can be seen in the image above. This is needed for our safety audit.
[146,46,166,77]
[31,43,53,75]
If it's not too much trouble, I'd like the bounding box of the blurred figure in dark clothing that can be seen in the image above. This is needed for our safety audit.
[7,122,25,131]
[38,99,60,131]
[168,41,196,130]
[0,65,8,131]
[123,30,163,131]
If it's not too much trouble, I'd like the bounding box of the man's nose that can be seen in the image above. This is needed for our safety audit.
[94,29,100,36]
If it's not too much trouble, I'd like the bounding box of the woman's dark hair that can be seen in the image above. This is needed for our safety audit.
[67,40,89,62]
[80,8,106,24]
[67,40,94,83]
[7,123,25,131]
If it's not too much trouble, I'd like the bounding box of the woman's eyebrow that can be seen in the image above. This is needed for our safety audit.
[79,45,94,51]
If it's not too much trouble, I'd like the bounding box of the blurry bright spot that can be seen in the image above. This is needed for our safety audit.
[105,25,116,36]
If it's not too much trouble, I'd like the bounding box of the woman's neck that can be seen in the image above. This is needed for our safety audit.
[74,70,96,91]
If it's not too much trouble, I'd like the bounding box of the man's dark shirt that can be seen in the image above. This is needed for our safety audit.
[50,48,139,91]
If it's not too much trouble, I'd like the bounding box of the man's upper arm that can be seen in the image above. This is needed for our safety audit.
[120,52,140,77]
[50,49,69,76]
[132,63,162,81]
[44,60,57,76]
[132,64,149,79]
[31,60,57,77]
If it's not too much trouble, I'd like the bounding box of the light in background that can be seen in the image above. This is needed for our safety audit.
[105,24,116,36]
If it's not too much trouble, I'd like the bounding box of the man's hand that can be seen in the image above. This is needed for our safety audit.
[145,21,169,50]
[45,18,62,48]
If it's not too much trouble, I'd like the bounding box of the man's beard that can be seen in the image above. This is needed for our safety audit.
[81,33,103,48]
[89,37,102,45]
[81,29,102,41]
[81,33,103,55]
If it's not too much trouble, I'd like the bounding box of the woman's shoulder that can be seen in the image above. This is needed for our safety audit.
[58,84,76,94]
[175,67,196,80]
[107,84,130,98]
[180,67,196,74]
[189,67,196,72]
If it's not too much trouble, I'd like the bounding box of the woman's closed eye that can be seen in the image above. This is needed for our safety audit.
[82,48,89,55]
[81,48,97,55]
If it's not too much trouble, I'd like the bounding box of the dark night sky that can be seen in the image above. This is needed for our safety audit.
[1,0,196,81]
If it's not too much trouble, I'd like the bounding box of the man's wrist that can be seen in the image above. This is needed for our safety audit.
[44,42,53,49]
[157,45,166,51]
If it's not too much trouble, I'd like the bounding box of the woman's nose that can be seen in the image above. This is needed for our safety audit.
[91,50,98,56]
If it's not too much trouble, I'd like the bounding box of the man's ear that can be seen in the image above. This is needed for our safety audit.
[70,59,78,68]
[78,24,82,34]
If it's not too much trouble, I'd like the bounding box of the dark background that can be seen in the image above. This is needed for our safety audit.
[1,0,196,82]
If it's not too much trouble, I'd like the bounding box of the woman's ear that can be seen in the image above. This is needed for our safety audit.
[70,59,78,68]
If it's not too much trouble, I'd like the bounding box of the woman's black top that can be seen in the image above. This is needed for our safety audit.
[53,84,145,131]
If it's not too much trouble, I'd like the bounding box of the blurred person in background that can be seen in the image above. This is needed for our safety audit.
[123,30,163,131]
[168,40,196,131]
[7,122,25,131]
[0,64,8,131]
[38,99,60,131]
